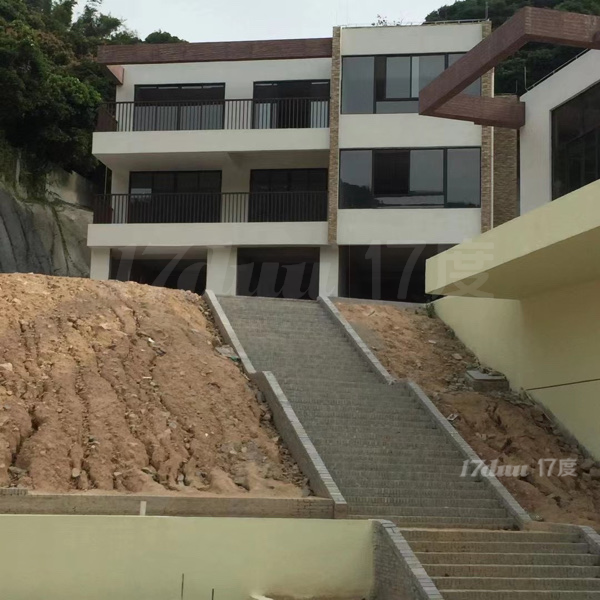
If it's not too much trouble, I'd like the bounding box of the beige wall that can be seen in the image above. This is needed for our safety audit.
[0,516,373,600]
[435,277,600,458]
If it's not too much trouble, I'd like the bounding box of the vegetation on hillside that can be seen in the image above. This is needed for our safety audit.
[0,0,184,176]
[426,0,600,94]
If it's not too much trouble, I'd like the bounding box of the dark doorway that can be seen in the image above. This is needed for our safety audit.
[339,245,450,303]
[237,247,320,300]
[111,257,207,294]
[249,169,328,222]
[253,80,330,129]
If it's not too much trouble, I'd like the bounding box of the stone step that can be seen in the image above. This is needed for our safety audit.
[434,577,600,591]
[350,497,502,509]
[335,472,480,485]
[423,564,600,578]
[295,415,435,427]
[418,552,599,566]
[317,446,463,458]
[440,591,600,599]
[400,530,582,544]
[324,457,466,470]
[342,483,493,497]
[306,422,439,434]
[409,541,591,554]
[314,439,454,452]
[351,515,515,529]
[349,505,507,518]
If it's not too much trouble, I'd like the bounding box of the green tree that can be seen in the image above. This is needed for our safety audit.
[426,0,600,94]
[0,0,183,174]
[144,29,186,44]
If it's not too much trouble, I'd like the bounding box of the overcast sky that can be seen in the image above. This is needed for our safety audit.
[78,0,458,42]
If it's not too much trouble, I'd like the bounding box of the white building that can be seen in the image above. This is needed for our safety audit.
[89,21,500,301]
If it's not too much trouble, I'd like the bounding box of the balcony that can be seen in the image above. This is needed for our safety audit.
[96,98,330,132]
[93,191,329,224]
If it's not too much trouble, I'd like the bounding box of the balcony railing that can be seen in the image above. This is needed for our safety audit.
[96,98,330,132]
[93,192,328,224]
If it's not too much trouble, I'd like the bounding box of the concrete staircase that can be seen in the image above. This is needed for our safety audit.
[404,529,600,599]
[217,295,600,598]
[217,295,513,529]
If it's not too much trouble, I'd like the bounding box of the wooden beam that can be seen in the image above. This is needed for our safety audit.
[420,7,600,128]
[104,65,124,86]
[97,37,332,66]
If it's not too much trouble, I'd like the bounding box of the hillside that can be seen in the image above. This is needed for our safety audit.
[0,274,304,496]
[339,301,600,529]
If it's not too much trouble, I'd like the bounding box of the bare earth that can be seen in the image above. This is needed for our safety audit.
[0,274,305,497]
[338,301,600,529]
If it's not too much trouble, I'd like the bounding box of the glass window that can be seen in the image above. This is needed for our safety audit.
[414,55,446,97]
[411,149,444,193]
[448,54,482,96]
[385,57,411,99]
[552,82,600,199]
[340,148,480,208]
[447,148,481,207]
[373,151,410,195]
[339,151,373,208]
[342,57,375,114]
[129,172,222,195]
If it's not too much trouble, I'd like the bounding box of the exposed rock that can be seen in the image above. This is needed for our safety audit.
[0,187,91,277]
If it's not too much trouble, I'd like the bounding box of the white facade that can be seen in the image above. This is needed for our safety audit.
[89,22,487,299]
[520,50,600,213]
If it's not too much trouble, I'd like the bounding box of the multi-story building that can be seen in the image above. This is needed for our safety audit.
[423,7,600,458]
[89,20,513,301]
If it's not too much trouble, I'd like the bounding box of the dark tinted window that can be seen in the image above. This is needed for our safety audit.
[344,53,477,114]
[339,151,373,208]
[448,54,482,96]
[250,169,328,193]
[340,148,480,208]
[129,171,222,194]
[342,57,375,114]
[552,81,600,199]
[447,148,481,207]
[135,84,225,102]
[416,55,446,95]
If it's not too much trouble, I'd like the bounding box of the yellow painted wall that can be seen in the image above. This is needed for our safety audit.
[0,516,373,600]
[435,277,600,458]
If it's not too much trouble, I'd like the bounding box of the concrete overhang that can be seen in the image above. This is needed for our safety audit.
[92,131,330,171]
[426,180,600,299]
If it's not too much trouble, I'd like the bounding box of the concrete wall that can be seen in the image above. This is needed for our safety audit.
[520,50,600,214]
[0,516,373,600]
[338,208,481,246]
[340,23,484,56]
[117,59,332,102]
[88,222,328,249]
[435,277,600,458]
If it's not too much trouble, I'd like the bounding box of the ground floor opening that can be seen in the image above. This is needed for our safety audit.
[237,247,320,300]
[338,245,450,303]
[109,251,208,294]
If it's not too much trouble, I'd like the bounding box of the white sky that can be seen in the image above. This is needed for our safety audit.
[78,0,460,42]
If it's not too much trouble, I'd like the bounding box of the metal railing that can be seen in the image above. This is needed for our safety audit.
[93,191,328,224]
[96,98,330,132]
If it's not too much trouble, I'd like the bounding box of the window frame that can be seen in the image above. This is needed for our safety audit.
[551,81,600,200]
[129,170,223,195]
[342,52,480,114]
[339,146,482,209]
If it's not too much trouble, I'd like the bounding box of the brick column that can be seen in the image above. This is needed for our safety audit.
[493,124,519,226]
[327,27,341,245]
[480,21,494,233]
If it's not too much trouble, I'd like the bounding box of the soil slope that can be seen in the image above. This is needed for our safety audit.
[0,274,304,496]
[339,301,600,529]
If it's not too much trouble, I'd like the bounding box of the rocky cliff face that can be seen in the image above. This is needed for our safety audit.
[0,187,91,277]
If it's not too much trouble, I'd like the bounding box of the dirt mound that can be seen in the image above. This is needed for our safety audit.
[0,274,305,497]
[339,301,600,529]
